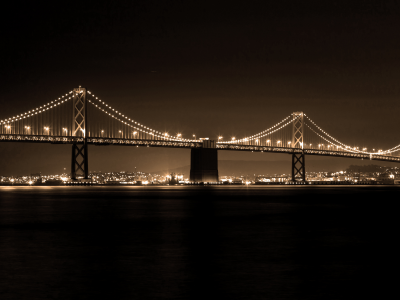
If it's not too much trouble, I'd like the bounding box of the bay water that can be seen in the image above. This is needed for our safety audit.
[0,186,398,299]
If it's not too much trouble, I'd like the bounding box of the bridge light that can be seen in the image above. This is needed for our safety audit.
[218,136,223,140]
[232,137,236,141]
[277,140,281,144]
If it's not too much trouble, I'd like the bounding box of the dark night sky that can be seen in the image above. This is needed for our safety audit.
[1,0,400,176]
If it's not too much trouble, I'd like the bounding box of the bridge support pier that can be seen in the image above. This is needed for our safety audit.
[190,140,219,183]
[292,152,306,182]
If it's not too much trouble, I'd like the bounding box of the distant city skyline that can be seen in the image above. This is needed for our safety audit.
[2,163,399,186]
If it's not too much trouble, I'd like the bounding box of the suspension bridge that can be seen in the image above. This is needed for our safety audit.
[1,87,399,183]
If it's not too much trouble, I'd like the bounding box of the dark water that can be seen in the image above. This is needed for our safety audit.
[0,186,399,299]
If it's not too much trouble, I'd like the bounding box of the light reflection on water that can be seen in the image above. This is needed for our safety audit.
[0,186,398,299]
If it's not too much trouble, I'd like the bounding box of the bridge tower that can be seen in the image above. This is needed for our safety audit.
[292,112,306,182]
[71,86,89,180]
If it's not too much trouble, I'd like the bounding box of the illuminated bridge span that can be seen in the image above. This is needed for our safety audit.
[1,87,399,182]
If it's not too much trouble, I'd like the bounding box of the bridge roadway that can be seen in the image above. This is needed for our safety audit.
[1,134,400,163]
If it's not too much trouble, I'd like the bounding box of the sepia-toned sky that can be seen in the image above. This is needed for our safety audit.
[1,0,399,176]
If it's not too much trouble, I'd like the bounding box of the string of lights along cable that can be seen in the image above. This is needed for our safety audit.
[1,87,400,163]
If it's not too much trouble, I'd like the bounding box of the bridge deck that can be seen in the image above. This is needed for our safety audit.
[1,134,400,163]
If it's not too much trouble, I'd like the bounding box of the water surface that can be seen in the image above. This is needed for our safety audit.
[0,186,398,299]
